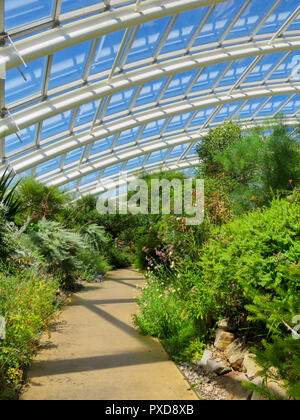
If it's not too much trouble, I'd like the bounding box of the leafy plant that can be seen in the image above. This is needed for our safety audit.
[28,218,87,290]
[0,262,59,400]
[0,169,22,221]
[80,223,107,253]
[16,177,68,224]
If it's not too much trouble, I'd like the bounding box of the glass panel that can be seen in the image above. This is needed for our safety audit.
[74,99,101,128]
[36,156,61,177]
[126,17,170,64]
[125,156,144,171]
[90,31,126,76]
[258,0,299,35]
[49,41,92,90]
[279,94,300,115]
[6,124,38,156]
[226,0,272,40]
[140,118,168,139]
[165,112,193,132]
[80,171,100,186]
[160,8,209,55]
[41,110,73,140]
[257,95,291,117]
[194,0,244,47]
[269,51,300,81]
[105,88,137,117]
[6,57,46,105]
[147,149,168,165]
[90,136,115,156]
[134,79,168,108]
[167,145,185,160]
[243,53,285,84]
[212,102,244,123]
[237,97,267,118]
[5,0,53,30]
[102,163,123,179]
[60,0,100,14]
[64,147,84,166]
[163,70,198,100]
[63,180,79,192]
[189,107,217,127]
[116,127,141,147]
[218,57,253,87]
[191,63,228,93]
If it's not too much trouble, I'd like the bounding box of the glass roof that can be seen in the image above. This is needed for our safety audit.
[1,0,300,197]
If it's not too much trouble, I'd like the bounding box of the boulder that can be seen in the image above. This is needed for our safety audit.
[214,329,235,351]
[243,353,262,380]
[251,376,288,400]
[229,353,245,371]
[206,359,231,376]
[225,339,247,370]
[195,349,212,369]
[217,319,229,330]
[267,379,288,400]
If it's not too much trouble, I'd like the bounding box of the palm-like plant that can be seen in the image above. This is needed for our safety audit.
[0,168,22,220]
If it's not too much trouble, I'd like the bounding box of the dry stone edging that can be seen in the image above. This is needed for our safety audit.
[194,319,289,400]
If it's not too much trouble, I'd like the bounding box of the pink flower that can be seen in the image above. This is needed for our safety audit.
[289,179,293,185]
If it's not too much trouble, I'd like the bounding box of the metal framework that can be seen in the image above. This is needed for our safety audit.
[0,0,300,197]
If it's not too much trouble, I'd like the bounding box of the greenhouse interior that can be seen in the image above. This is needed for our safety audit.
[0,0,299,402]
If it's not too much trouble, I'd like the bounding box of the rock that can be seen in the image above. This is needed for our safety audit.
[217,371,253,400]
[267,379,288,400]
[251,377,266,400]
[224,339,245,359]
[195,349,212,369]
[229,353,245,371]
[214,329,235,351]
[217,319,230,330]
[206,359,231,376]
[243,353,262,380]
[224,339,247,371]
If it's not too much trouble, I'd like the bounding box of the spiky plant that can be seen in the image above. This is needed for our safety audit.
[0,168,22,220]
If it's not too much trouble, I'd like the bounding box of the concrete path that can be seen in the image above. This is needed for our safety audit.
[21,268,198,400]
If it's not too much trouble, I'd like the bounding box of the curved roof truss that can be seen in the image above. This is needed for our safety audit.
[0,0,299,197]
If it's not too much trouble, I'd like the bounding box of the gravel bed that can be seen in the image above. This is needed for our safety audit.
[178,362,232,400]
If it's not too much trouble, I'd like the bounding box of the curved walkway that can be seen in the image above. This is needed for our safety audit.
[21,268,198,400]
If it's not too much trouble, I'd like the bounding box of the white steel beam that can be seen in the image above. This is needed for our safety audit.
[78,157,200,198]
[8,83,300,176]
[0,0,227,71]
[38,112,299,188]
[1,37,299,138]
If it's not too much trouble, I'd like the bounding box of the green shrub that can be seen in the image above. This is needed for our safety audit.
[28,218,87,290]
[187,198,300,324]
[0,263,59,399]
[196,122,242,175]
[16,177,68,225]
[213,121,300,204]
[80,223,107,253]
[77,248,111,282]
[107,246,133,269]
[134,270,202,361]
